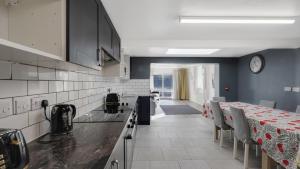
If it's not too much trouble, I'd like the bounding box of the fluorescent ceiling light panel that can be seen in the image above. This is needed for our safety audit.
[179,17,296,24]
[166,49,220,55]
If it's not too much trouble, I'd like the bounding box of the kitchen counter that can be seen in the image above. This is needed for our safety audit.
[28,96,137,169]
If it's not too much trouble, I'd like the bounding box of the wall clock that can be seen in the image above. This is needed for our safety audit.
[249,55,265,74]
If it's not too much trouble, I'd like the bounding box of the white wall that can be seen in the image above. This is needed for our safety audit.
[188,65,204,104]
[0,60,149,143]
[188,64,218,105]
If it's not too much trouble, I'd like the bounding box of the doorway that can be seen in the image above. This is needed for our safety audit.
[150,63,219,105]
[153,74,173,99]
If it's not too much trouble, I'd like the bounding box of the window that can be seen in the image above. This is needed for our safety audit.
[153,74,173,98]
[163,75,173,89]
[153,75,162,89]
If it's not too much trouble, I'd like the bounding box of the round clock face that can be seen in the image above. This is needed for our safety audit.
[250,55,264,73]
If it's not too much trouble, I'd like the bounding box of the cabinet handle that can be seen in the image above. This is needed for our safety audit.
[111,160,119,169]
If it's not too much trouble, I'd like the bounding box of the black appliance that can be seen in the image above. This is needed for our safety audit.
[0,129,29,169]
[137,96,150,125]
[105,93,120,114]
[48,104,76,135]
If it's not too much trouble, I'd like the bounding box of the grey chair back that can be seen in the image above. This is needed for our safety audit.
[296,105,300,114]
[212,97,226,102]
[210,101,228,129]
[259,100,276,108]
[230,107,252,144]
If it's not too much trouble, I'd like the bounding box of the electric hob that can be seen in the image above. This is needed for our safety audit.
[73,106,133,123]
[74,96,136,123]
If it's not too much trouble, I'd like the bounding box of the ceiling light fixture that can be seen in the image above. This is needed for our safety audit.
[179,16,296,24]
[166,49,220,55]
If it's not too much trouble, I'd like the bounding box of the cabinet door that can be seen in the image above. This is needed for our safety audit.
[67,0,99,69]
[112,31,121,61]
[99,2,113,55]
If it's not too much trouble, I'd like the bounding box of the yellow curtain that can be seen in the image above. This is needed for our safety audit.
[177,68,189,100]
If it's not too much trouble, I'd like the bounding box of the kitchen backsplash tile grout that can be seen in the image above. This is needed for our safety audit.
[0,60,150,143]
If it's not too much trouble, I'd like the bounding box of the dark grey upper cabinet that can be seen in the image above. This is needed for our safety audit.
[67,0,120,69]
[101,12,113,55]
[112,31,121,61]
[67,0,99,69]
[98,1,121,62]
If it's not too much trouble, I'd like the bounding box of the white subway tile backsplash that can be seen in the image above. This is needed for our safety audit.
[0,61,150,143]
[39,120,50,136]
[12,64,38,80]
[74,99,83,109]
[49,81,63,93]
[28,81,49,95]
[0,80,27,98]
[69,91,79,101]
[38,67,56,80]
[64,81,74,91]
[0,61,12,79]
[79,90,88,98]
[28,108,49,125]
[74,82,79,90]
[0,98,13,118]
[56,70,68,80]
[0,113,28,129]
[77,82,83,90]
[82,97,89,106]
[78,73,89,81]
[57,92,69,103]
[88,75,95,81]
[22,124,40,143]
[82,82,89,89]
[69,72,78,81]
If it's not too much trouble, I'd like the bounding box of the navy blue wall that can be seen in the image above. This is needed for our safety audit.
[130,49,300,111]
[238,49,300,111]
[130,57,238,101]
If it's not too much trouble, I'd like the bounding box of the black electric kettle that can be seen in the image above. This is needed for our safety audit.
[46,104,76,135]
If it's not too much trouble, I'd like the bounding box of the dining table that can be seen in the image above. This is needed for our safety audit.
[202,102,300,169]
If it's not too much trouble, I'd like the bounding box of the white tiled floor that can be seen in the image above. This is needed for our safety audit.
[132,100,261,169]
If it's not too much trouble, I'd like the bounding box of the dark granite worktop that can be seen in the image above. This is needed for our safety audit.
[28,96,137,169]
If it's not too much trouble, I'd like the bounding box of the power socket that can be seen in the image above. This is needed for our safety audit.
[284,87,292,92]
[14,97,31,114]
[0,99,13,118]
[292,87,300,93]
[31,96,45,110]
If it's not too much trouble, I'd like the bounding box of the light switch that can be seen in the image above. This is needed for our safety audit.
[284,87,292,92]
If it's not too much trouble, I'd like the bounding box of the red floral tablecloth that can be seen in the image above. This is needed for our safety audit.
[202,102,300,169]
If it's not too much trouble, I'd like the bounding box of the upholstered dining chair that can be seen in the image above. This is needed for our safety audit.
[296,105,300,114]
[212,96,226,102]
[259,100,276,108]
[210,101,231,147]
[231,107,257,169]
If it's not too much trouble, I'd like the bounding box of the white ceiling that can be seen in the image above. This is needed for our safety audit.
[102,0,300,57]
